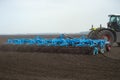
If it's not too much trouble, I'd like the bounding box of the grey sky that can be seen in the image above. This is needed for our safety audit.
[0,0,120,34]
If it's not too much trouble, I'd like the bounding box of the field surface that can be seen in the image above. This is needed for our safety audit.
[0,35,120,80]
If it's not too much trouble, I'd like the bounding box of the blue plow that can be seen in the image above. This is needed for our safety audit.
[5,34,111,55]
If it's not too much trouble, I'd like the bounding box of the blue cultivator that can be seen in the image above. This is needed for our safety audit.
[6,34,111,55]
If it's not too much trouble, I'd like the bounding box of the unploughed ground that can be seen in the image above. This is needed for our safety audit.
[0,35,120,80]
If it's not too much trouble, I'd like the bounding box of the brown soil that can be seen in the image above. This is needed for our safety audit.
[0,35,120,80]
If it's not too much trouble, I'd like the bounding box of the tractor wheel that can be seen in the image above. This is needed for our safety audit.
[88,30,99,39]
[98,30,115,44]
[88,31,94,39]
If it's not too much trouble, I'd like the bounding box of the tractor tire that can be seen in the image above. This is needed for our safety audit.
[88,30,99,39]
[88,31,94,39]
[98,30,115,44]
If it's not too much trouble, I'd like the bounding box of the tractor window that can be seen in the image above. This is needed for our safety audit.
[110,16,117,22]
[117,17,120,26]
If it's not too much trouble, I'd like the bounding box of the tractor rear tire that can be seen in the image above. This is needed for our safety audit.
[88,30,99,39]
[98,30,115,44]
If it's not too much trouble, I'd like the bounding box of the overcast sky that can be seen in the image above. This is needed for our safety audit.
[0,0,120,34]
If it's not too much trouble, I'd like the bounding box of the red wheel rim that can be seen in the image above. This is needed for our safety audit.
[102,35,111,41]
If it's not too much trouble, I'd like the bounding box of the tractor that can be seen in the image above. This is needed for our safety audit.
[88,14,120,46]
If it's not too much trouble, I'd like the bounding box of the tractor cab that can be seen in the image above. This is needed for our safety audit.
[108,14,120,32]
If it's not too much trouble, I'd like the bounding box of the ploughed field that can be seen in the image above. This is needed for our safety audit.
[0,34,120,80]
